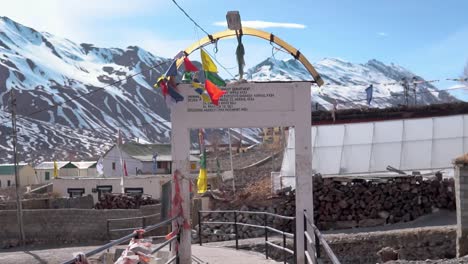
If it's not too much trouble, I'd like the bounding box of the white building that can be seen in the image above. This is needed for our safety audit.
[53,175,170,201]
[73,161,98,177]
[279,114,468,190]
[0,163,36,188]
[102,142,199,177]
[35,161,79,183]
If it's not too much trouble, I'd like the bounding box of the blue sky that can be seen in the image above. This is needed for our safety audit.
[1,0,467,93]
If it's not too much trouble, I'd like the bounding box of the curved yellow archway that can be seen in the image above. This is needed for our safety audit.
[175,27,324,86]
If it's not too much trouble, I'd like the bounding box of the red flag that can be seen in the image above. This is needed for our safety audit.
[183,57,198,72]
[123,161,128,176]
[160,80,168,97]
[205,80,226,106]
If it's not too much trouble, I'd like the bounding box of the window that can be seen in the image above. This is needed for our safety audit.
[112,162,116,170]
[67,188,85,198]
[158,161,167,169]
[45,172,50,181]
[96,185,112,199]
[7,180,11,187]
[125,187,143,197]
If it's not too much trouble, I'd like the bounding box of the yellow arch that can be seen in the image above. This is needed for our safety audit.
[176,27,324,86]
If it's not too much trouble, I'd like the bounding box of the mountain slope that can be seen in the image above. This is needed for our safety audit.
[0,17,456,163]
[246,57,457,109]
[0,17,260,163]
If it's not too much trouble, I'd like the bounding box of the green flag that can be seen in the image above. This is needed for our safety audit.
[205,71,226,87]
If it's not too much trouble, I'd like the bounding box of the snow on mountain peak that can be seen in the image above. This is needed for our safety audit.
[246,56,456,110]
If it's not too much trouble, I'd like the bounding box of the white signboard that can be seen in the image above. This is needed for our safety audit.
[186,83,294,113]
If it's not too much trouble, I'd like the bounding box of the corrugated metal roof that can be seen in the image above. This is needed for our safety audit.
[133,155,199,162]
[0,163,29,175]
[35,161,74,170]
[72,161,97,169]
[117,142,199,162]
[120,142,171,157]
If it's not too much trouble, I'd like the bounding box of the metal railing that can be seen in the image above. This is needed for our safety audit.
[198,210,296,264]
[62,216,178,264]
[303,210,341,264]
[106,213,161,239]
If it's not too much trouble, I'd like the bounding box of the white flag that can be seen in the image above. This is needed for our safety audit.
[97,157,104,177]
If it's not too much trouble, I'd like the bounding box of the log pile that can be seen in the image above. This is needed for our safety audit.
[313,175,455,229]
[94,193,159,209]
[202,175,455,237]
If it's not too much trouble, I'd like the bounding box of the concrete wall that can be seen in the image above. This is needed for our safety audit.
[53,175,171,201]
[35,169,53,184]
[0,204,162,248]
[455,164,468,257]
[0,175,14,188]
[0,195,94,210]
[78,168,98,177]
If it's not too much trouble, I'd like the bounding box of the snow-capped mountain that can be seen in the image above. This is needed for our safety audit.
[0,17,456,163]
[0,17,258,163]
[246,57,456,110]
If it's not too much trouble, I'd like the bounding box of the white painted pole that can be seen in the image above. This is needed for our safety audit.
[294,83,313,264]
[227,128,235,193]
[171,104,192,264]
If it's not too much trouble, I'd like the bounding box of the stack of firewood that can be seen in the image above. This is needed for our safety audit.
[94,193,159,209]
[312,175,455,226]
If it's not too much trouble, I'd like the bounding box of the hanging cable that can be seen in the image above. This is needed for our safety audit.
[171,0,210,36]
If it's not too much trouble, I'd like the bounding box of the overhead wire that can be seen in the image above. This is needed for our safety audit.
[175,0,237,79]
[171,0,210,36]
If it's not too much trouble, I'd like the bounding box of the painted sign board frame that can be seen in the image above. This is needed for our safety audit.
[171,82,313,263]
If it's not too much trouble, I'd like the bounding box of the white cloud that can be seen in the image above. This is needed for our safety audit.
[0,0,164,44]
[115,30,194,58]
[213,20,306,29]
[377,32,388,37]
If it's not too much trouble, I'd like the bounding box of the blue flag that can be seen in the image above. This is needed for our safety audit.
[168,83,184,102]
[164,59,178,77]
[365,84,373,105]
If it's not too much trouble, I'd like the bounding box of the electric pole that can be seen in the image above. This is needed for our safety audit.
[10,89,25,246]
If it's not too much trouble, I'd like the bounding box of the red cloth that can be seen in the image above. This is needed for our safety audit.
[205,80,226,106]
[159,80,168,97]
[184,57,199,72]
[123,161,128,176]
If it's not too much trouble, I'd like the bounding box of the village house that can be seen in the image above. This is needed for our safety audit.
[73,161,98,177]
[34,161,79,183]
[0,163,36,188]
[102,142,200,177]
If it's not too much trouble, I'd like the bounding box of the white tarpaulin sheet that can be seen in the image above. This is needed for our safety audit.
[280,114,467,179]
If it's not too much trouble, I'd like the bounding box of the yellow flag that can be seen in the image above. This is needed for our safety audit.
[192,82,212,103]
[197,150,207,194]
[53,161,58,178]
[197,168,207,194]
[200,49,218,73]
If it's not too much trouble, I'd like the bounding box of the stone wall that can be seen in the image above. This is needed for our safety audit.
[217,226,455,264]
[0,204,162,248]
[0,195,94,210]
[325,226,455,263]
